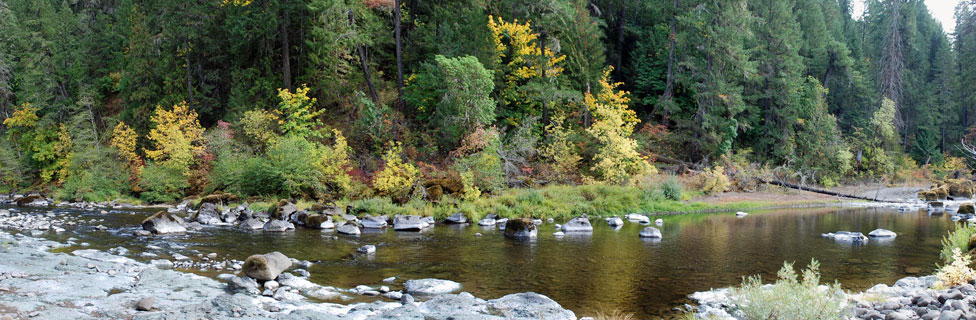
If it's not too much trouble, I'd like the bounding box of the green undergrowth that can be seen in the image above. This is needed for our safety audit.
[232,184,833,221]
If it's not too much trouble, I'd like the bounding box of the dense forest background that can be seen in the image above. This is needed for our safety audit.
[0,0,974,203]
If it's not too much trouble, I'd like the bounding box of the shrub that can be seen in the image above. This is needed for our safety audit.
[0,139,24,191]
[276,84,324,139]
[139,162,190,203]
[940,223,976,263]
[239,109,280,151]
[541,116,581,181]
[111,121,143,178]
[254,135,326,198]
[316,129,353,196]
[935,248,976,289]
[453,127,505,193]
[144,102,205,176]
[373,142,419,197]
[700,166,730,195]
[730,260,850,319]
[661,177,683,201]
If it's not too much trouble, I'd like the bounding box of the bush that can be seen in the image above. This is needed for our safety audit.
[139,162,190,203]
[239,109,280,151]
[373,142,419,198]
[250,135,325,198]
[661,177,683,201]
[453,127,505,194]
[941,223,976,263]
[935,248,976,289]
[730,260,850,319]
[405,55,495,150]
[700,166,730,195]
[57,147,129,202]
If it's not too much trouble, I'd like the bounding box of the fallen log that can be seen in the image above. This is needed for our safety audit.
[756,178,904,203]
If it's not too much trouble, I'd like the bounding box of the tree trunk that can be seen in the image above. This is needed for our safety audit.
[185,40,193,108]
[349,12,379,105]
[661,0,677,102]
[615,5,626,79]
[280,1,292,91]
[394,0,405,112]
[541,35,549,136]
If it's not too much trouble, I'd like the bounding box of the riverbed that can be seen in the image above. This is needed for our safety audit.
[3,204,955,318]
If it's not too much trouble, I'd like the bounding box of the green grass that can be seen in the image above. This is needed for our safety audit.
[234,184,834,221]
[941,222,976,263]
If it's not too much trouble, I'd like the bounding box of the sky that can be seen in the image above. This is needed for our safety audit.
[852,0,962,34]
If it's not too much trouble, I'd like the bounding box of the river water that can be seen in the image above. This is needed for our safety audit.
[6,204,956,318]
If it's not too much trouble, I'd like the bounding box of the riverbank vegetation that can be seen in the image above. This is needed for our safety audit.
[0,0,975,211]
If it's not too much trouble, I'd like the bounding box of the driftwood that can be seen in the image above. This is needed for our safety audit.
[757,178,903,203]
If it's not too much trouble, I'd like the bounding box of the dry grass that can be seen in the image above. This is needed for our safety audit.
[590,309,636,320]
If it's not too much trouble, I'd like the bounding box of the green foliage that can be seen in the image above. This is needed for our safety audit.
[585,68,653,184]
[940,223,976,264]
[730,260,851,320]
[453,127,505,194]
[541,116,582,181]
[661,177,683,201]
[405,55,495,150]
[239,109,280,152]
[139,162,190,203]
[792,78,852,185]
[276,85,324,139]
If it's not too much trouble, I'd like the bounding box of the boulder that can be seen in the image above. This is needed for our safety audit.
[503,218,538,240]
[228,275,260,294]
[445,213,467,224]
[868,229,897,238]
[141,211,187,234]
[219,208,239,224]
[393,215,425,231]
[197,192,240,206]
[918,190,938,201]
[948,179,975,198]
[561,217,593,232]
[625,213,651,224]
[488,292,576,320]
[821,231,868,244]
[267,200,298,220]
[478,218,496,226]
[193,203,221,225]
[303,215,334,229]
[361,215,388,229]
[423,178,464,196]
[357,245,376,254]
[233,203,253,221]
[337,223,361,235]
[14,194,44,207]
[960,203,975,214]
[639,227,662,238]
[606,216,624,227]
[263,220,295,232]
[309,203,343,216]
[404,278,461,295]
[242,252,292,281]
[735,211,748,217]
[135,296,155,311]
[238,218,265,230]
[289,210,309,226]
[934,185,950,199]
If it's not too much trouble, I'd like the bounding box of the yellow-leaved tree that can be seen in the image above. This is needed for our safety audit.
[373,142,418,197]
[488,15,566,125]
[52,124,73,185]
[317,129,352,195]
[276,84,324,139]
[144,102,205,176]
[111,122,143,177]
[586,68,653,184]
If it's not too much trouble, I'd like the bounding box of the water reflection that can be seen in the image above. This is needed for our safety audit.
[4,205,956,318]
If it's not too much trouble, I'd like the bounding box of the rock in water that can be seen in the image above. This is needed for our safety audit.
[337,223,361,235]
[639,227,662,238]
[478,218,496,226]
[242,252,292,281]
[445,213,467,224]
[141,211,187,234]
[361,215,388,229]
[503,218,538,240]
[357,245,376,254]
[959,202,975,214]
[393,215,424,231]
[606,217,624,227]
[868,229,897,238]
[262,220,295,232]
[303,215,334,229]
[238,218,264,230]
[625,213,650,224]
[821,231,869,244]
[488,292,576,320]
[289,210,309,226]
[404,278,461,295]
[561,217,593,232]
[655,219,663,225]
[193,203,221,225]
[268,200,298,220]
[135,296,155,311]
[735,211,748,217]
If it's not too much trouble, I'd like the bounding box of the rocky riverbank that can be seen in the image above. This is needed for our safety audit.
[687,275,976,319]
[0,229,578,319]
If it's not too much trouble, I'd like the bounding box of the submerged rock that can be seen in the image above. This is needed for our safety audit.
[393,215,425,231]
[561,217,593,232]
[404,278,461,295]
[478,218,496,226]
[822,231,869,244]
[357,245,376,254]
[503,218,538,240]
[445,213,467,224]
[141,211,186,234]
[242,252,291,281]
[868,229,897,238]
[639,227,662,238]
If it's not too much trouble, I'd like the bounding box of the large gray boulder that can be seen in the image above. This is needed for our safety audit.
[238,218,264,230]
[337,223,361,235]
[868,229,897,238]
[639,227,662,238]
[561,217,593,232]
[228,275,260,294]
[503,218,537,240]
[445,213,467,224]
[289,210,310,226]
[404,279,462,295]
[822,231,869,244]
[141,211,187,234]
[361,215,388,229]
[219,208,238,224]
[194,203,221,225]
[242,252,292,281]
[488,292,576,320]
[263,220,295,232]
[394,215,425,231]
